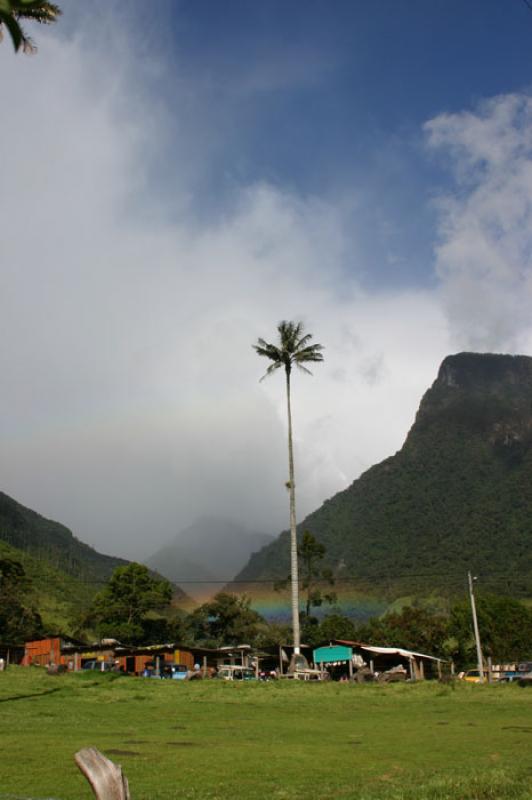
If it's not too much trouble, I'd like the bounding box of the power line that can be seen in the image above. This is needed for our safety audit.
[32,567,532,586]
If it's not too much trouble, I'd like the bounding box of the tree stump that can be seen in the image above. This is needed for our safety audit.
[75,747,130,800]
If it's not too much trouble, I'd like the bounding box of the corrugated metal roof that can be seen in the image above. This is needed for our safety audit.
[357,644,442,662]
[333,639,443,662]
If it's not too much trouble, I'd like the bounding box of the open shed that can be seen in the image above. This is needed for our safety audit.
[314,640,443,680]
[313,644,357,679]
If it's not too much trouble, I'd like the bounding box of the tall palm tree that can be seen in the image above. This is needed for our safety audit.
[0,0,61,54]
[253,321,324,653]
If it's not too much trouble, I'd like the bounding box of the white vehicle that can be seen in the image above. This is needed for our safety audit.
[286,668,329,681]
[216,665,257,681]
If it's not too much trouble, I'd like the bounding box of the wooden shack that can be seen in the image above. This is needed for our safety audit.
[125,645,195,675]
[23,637,71,667]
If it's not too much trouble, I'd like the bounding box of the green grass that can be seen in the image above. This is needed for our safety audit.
[1,669,532,800]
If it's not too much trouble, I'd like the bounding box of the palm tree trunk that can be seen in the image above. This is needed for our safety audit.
[285,367,301,653]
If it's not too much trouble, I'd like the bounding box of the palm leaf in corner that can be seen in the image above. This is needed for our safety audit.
[0,0,61,53]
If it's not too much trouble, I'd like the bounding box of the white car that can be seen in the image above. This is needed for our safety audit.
[216,666,256,681]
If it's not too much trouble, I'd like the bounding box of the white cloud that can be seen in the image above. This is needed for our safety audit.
[426,93,532,351]
[0,24,451,563]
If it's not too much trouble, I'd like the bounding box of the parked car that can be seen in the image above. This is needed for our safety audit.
[82,659,114,672]
[518,671,532,687]
[461,669,490,683]
[285,668,329,681]
[498,662,532,683]
[163,664,189,681]
[216,665,257,681]
[141,662,189,679]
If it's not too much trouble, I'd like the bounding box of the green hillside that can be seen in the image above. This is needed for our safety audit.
[235,353,532,600]
[0,538,93,634]
[0,492,191,635]
[0,491,128,582]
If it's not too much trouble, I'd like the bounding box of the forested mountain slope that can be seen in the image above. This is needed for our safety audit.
[0,538,93,634]
[0,491,128,582]
[235,353,532,598]
[0,492,191,631]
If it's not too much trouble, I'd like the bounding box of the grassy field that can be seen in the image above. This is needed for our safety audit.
[1,668,532,800]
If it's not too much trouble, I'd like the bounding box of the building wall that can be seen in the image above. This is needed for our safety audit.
[23,640,197,674]
[23,638,62,667]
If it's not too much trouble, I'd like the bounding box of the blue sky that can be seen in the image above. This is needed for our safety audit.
[3,1,532,563]
[112,0,532,288]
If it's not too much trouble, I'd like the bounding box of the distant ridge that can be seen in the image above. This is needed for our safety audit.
[0,491,191,627]
[0,491,127,583]
[233,353,532,600]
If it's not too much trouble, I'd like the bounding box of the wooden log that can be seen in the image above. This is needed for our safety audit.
[75,747,130,800]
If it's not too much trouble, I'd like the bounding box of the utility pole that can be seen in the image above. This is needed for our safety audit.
[468,571,484,683]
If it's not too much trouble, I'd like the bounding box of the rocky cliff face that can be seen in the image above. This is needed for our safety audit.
[416,353,532,431]
[407,353,532,468]
[234,353,532,599]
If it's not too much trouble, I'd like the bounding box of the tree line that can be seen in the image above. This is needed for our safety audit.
[3,556,532,669]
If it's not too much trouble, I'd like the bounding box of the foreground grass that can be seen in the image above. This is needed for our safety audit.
[0,668,531,800]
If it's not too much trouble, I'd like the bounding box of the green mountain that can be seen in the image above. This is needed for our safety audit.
[0,492,191,633]
[0,538,94,634]
[0,490,128,582]
[234,353,532,601]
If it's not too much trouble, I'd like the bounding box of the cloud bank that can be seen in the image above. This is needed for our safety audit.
[8,17,532,566]
[426,93,532,351]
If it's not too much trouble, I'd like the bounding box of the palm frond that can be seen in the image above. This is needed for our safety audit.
[254,319,324,380]
[0,10,24,50]
[20,31,35,52]
[253,343,282,361]
[14,1,61,23]
[278,320,299,338]
[0,0,60,52]
[278,320,304,352]
[259,361,282,382]
[295,344,324,360]
[295,332,313,349]
[295,363,313,375]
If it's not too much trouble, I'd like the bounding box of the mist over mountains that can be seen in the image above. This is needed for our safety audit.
[3,352,532,627]
[145,517,273,601]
